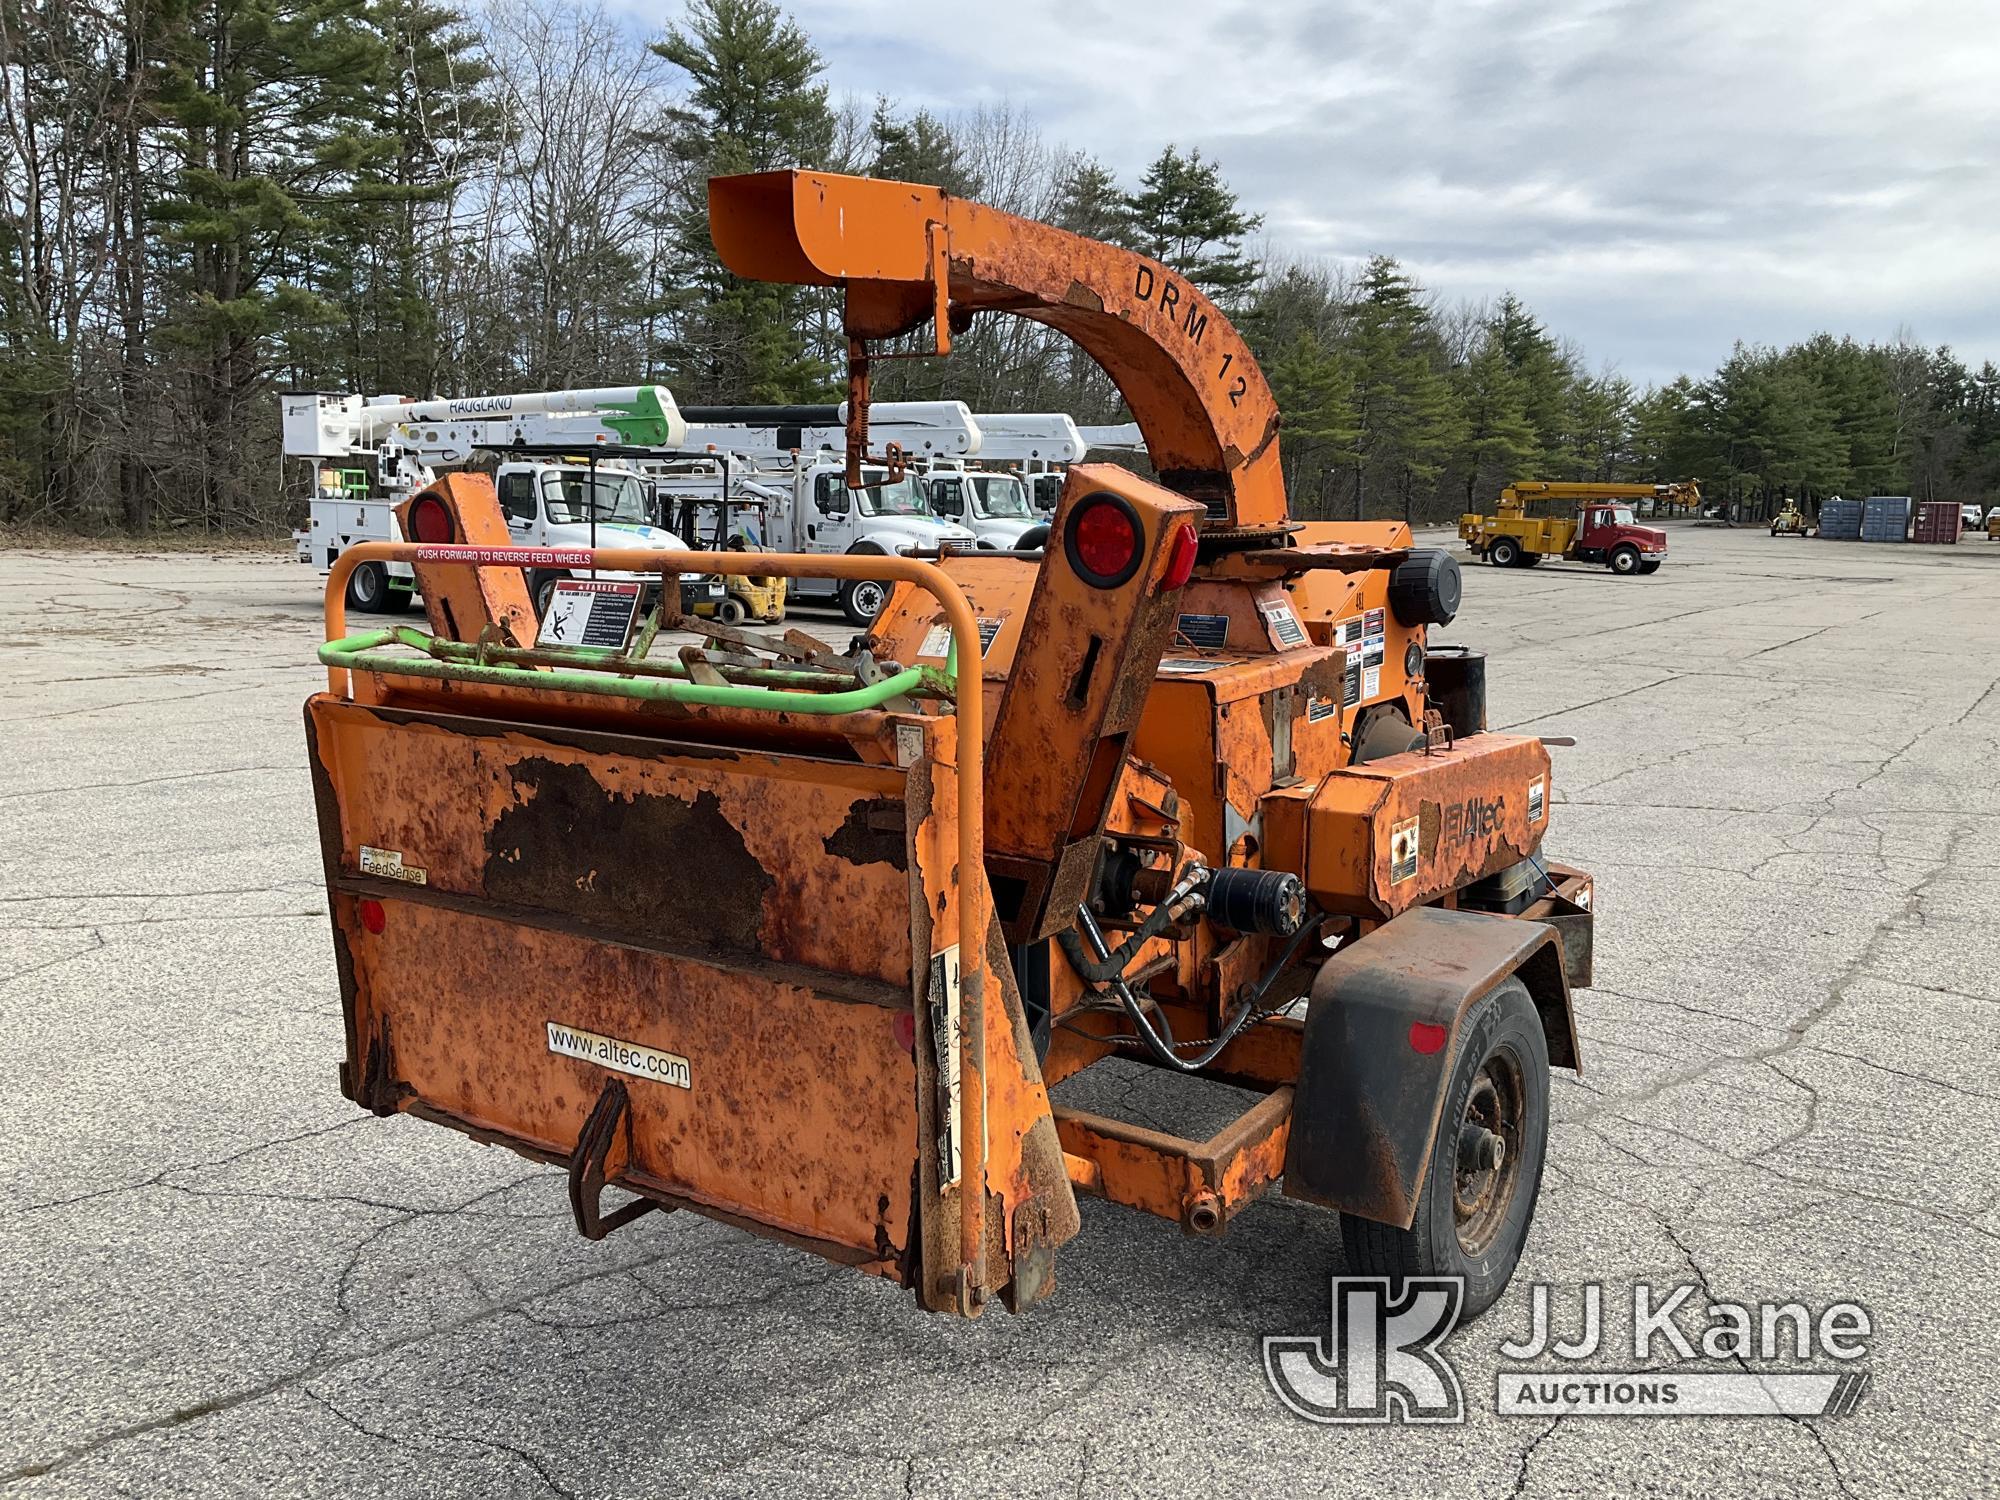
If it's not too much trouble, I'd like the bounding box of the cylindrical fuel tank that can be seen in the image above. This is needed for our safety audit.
[1425,645,1486,738]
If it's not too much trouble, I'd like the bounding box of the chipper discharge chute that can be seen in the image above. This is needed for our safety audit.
[302,172,1595,1320]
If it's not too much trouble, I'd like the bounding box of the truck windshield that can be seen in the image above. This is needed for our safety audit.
[970,474,1032,519]
[856,474,932,518]
[1606,506,1635,526]
[540,470,650,525]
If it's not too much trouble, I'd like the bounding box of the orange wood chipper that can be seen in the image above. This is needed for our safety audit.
[303,170,1594,1321]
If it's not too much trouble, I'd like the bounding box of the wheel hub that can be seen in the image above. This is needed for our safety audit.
[1452,1060,1524,1256]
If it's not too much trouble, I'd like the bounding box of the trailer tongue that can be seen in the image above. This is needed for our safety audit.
[300,171,1593,1320]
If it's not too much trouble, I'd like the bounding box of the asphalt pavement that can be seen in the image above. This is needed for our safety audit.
[2,525,1996,1498]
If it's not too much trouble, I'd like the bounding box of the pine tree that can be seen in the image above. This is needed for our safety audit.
[1266,331,1359,518]
[311,0,500,396]
[868,99,977,195]
[1452,329,1538,504]
[1346,256,1461,520]
[1123,146,1262,309]
[651,0,835,401]
[1489,293,1574,473]
[1051,155,1132,245]
[151,0,395,526]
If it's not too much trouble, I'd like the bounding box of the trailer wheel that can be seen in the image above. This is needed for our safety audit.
[716,596,747,626]
[345,561,400,614]
[1609,545,1640,575]
[1487,537,1521,568]
[838,577,888,626]
[1340,976,1549,1321]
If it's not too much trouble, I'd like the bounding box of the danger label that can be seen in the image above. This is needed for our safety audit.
[538,578,641,649]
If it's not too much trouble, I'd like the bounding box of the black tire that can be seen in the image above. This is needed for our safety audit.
[1487,537,1520,568]
[1636,560,1662,574]
[1609,545,1640,575]
[345,561,396,614]
[716,596,747,626]
[838,576,889,626]
[1520,553,1541,567]
[1341,977,1549,1321]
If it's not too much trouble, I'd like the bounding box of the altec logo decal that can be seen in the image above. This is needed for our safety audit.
[1444,794,1506,845]
[547,1022,691,1090]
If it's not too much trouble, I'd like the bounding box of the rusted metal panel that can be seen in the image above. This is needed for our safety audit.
[1303,735,1554,918]
[310,698,912,986]
[1282,906,1572,1227]
[903,714,1080,1313]
[341,892,920,1262]
[1052,1084,1293,1232]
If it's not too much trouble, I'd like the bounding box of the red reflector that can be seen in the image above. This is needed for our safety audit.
[1161,521,1198,589]
[1074,502,1138,581]
[1408,1021,1447,1055]
[407,496,453,544]
[892,1012,916,1054]
[358,898,386,934]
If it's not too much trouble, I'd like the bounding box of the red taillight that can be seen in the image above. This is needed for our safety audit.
[407,494,453,544]
[1065,495,1142,588]
[358,898,386,934]
[1161,521,1198,589]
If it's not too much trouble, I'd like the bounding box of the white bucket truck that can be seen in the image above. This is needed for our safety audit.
[282,386,722,616]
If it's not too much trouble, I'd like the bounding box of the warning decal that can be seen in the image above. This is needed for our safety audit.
[1529,776,1546,822]
[1259,599,1309,650]
[1176,612,1230,649]
[1389,816,1420,885]
[537,578,642,649]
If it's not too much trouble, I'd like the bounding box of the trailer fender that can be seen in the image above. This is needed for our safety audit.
[1282,905,1578,1228]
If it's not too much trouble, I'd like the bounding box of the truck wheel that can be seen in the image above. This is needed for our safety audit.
[529,570,561,617]
[1609,545,1640,575]
[1340,977,1549,1321]
[345,561,394,614]
[1488,537,1520,568]
[717,596,747,626]
[838,577,888,626]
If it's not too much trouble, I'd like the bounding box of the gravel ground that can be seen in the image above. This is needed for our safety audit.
[2,525,1996,1498]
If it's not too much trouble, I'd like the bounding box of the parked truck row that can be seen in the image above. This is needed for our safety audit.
[286,387,1114,624]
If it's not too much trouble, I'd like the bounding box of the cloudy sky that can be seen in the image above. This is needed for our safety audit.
[624,0,2000,388]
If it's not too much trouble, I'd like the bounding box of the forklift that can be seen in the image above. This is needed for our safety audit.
[667,489,788,626]
[300,170,1595,1323]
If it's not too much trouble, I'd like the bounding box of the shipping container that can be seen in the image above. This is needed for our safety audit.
[1860,495,1911,542]
[1913,499,1961,545]
[1818,498,1863,540]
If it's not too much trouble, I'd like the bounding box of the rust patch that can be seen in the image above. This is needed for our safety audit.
[823,796,909,871]
[483,755,774,953]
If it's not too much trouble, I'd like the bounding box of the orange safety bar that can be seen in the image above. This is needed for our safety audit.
[321,541,993,1286]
